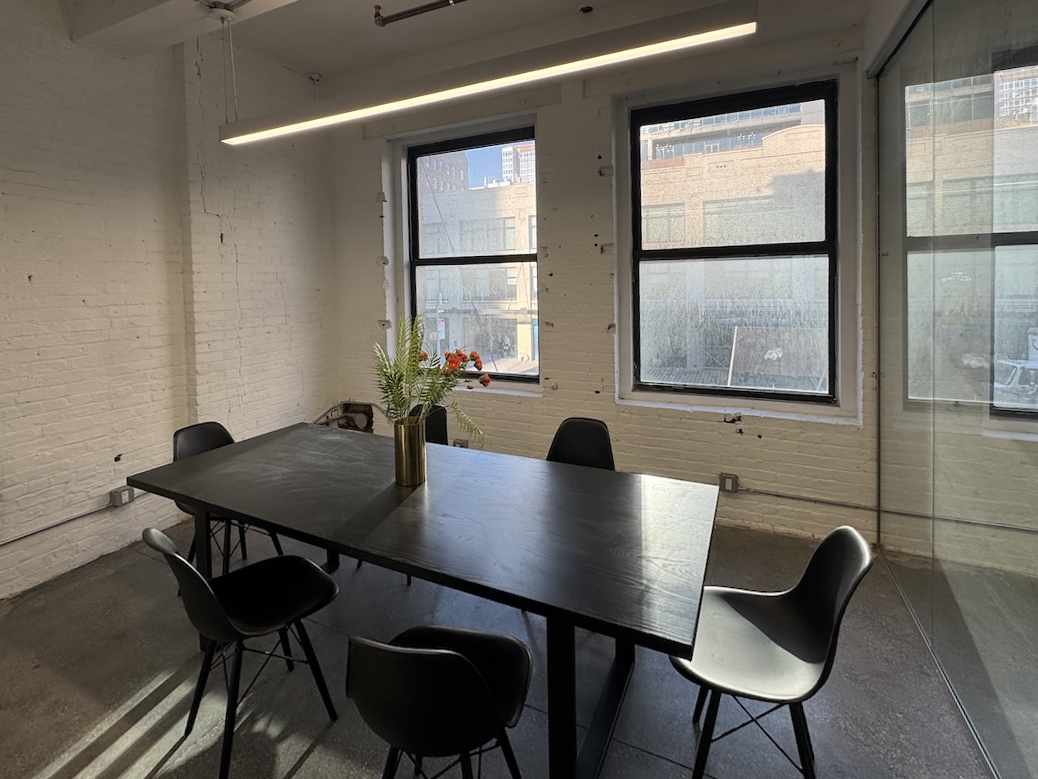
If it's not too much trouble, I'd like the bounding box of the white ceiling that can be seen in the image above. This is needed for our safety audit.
[231,0,598,77]
[230,0,867,81]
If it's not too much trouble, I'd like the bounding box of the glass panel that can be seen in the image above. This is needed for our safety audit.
[882,2,1038,777]
[415,139,536,259]
[906,249,992,404]
[638,256,829,394]
[993,244,1038,411]
[638,99,827,249]
[415,262,538,377]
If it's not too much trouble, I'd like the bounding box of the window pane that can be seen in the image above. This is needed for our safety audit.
[994,245,1038,411]
[638,256,829,393]
[416,262,538,377]
[910,64,1038,237]
[906,250,992,404]
[415,139,536,259]
[638,99,827,249]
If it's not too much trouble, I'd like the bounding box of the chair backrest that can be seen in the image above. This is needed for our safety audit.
[172,422,234,514]
[546,417,615,470]
[142,528,240,643]
[789,525,873,692]
[410,404,449,446]
[347,636,501,757]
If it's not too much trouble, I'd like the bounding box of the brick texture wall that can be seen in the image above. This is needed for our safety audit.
[330,66,880,550]
[0,3,338,599]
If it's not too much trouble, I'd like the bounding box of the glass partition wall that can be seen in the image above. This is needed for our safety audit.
[879,1,1038,775]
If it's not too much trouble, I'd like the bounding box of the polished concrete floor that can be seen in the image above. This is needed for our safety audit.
[888,551,1038,779]
[0,522,991,779]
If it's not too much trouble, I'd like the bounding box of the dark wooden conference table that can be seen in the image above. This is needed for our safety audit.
[128,423,718,779]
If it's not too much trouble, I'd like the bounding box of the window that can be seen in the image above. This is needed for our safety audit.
[630,81,838,401]
[903,60,1038,415]
[408,128,539,380]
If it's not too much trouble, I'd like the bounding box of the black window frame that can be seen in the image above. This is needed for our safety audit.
[630,80,840,404]
[407,126,539,383]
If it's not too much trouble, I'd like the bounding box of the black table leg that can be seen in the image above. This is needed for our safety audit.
[577,638,635,779]
[193,508,212,650]
[547,615,576,777]
[323,550,340,574]
[546,618,636,779]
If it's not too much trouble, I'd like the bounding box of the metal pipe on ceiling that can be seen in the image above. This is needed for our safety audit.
[374,0,469,27]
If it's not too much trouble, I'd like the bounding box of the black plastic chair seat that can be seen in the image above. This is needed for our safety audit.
[391,625,532,727]
[671,586,825,702]
[210,556,338,637]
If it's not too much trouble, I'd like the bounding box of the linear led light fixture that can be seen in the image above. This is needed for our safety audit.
[222,21,756,145]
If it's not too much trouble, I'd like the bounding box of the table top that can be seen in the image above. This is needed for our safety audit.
[128,423,717,657]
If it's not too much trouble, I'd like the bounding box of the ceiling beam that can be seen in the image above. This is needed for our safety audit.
[64,0,304,56]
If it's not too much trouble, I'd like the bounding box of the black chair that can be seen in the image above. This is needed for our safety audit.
[142,528,339,779]
[670,526,873,779]
[173,422,285,574]
[348,625,532,778]
[409,404,449,445]
[545,417,615,470]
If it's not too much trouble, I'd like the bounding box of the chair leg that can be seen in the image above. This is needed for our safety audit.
[790,702,816,779]
[221,521,232,575]
[238,523,248,561]
[187,537,197,564]
[356,559,363,571]
[691,689,721,779]
[294,620,337,721]
[406,574,412,587]
[218,642,244,779]
[459,753,474,779]
[692,685,709,724]
[499,730,522,778]
[278,628,295,672]
[380,747,401,779]
[270,531,285,556]
[184,641,216,737]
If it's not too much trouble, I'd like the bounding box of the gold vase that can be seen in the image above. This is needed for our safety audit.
[393,417,427,487]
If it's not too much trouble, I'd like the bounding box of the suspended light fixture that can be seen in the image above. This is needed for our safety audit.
[221,6,756,146]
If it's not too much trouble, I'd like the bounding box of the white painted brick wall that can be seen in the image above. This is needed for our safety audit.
[0,4,339,599]
[330,44,881,552]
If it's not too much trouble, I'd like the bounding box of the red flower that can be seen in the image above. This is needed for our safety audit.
[478,373,491,387]
[474,358,483,370]
[418,351,428,362]
[469,351,479,361]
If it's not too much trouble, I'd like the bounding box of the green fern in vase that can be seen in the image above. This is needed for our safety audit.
[373,319,490,440]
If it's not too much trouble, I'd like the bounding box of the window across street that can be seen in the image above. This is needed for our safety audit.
[407,128,539,381]
[630,81,839,402]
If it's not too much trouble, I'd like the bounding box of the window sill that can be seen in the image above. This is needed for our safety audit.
[617,389,862,426]
[457,380,543,399]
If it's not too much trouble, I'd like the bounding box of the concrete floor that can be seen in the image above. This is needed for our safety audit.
[0,522,990,779]
[888,551,1038,779]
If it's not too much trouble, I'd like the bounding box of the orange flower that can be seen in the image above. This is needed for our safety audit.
[469,351,479,361]
[478,373,491,387]
[474,358,483,370]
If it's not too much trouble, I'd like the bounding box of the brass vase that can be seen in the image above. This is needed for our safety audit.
[393,417,427,487]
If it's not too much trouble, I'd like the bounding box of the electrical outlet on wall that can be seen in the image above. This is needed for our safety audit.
[718,473,740,493]
[108,485,136,507]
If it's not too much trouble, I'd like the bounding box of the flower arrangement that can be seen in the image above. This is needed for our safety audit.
[373,318,490,440]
